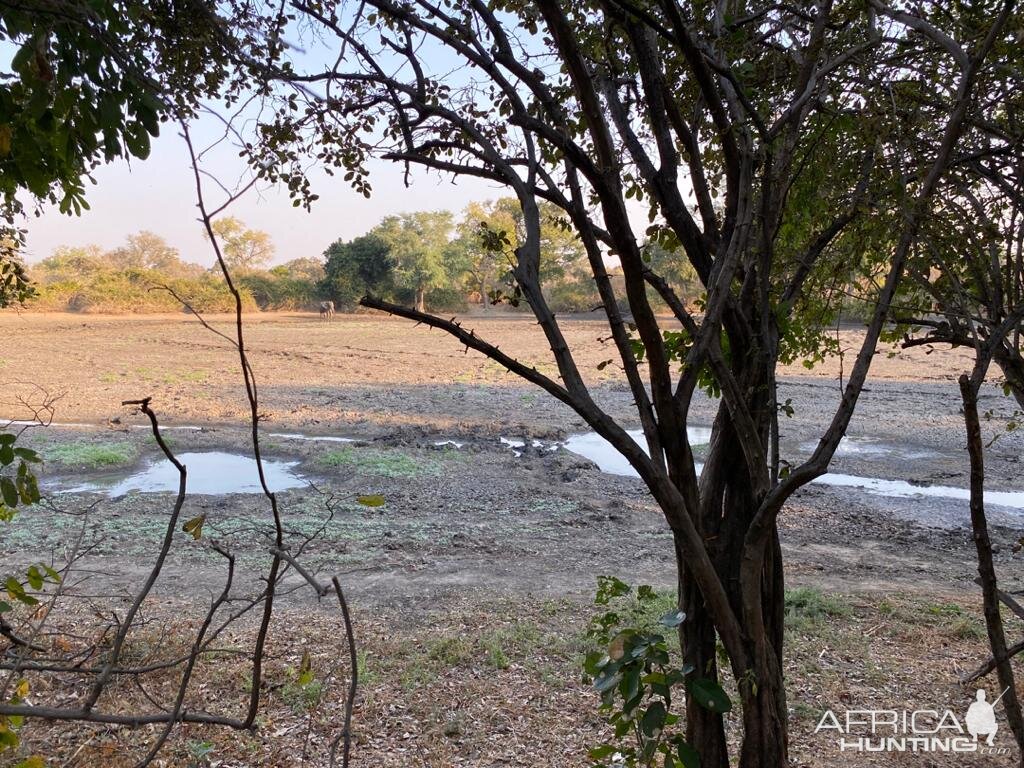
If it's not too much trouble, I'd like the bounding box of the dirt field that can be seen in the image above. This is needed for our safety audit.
[1,311,1022,767]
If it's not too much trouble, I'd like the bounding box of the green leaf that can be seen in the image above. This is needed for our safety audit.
[0,478,18,508]
[588,744,617,760]
[636,585,656,602]
[13,448,40,463]
[356,494,385,507]
[595,575,631,605]
[676,740,701,768]
[593,668,622,693]
[620,666,641,703]
[641,701,667,737]
[297,648,314,686]
[25,566,42,591]
[5,577,35,606]
[687,677,732,713]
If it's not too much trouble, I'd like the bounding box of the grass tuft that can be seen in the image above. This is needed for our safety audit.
[317,446,437,478]
[785,587,852,634]
[46,440,137,469]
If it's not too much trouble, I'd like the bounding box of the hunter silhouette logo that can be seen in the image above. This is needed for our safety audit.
[815,687,1011,754]
[965,688,1007,746]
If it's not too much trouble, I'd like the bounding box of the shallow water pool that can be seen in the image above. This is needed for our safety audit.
[58,451,307,496]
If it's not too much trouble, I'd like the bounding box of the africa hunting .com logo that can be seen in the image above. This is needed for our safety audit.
[815,687,1012,755]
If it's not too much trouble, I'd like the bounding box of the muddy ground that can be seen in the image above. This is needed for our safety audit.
[1,311,1022,767]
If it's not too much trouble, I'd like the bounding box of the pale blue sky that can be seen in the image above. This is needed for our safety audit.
[19,119,503,267]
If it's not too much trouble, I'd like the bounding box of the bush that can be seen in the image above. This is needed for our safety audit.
[546,279,601,313]
[391,285,467,313]
[237,270,321,310]
[26,268,258,313]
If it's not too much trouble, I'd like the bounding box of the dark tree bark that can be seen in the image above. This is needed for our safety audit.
[960,371,1024,755]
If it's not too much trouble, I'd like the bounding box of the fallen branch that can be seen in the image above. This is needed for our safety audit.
[963,638,1024,683]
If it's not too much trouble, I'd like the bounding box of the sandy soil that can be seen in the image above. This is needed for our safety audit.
[1,311,1022,767]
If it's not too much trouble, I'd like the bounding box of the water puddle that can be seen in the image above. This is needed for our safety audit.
[500,427,711,463]
[562,429,1024,511]
[3,419,207,431]
[799,435,937,460]
[500,437,560,457]
[817,473,1024,509]
[561,427,711,476]
[59,452,307,496]
[5,419,111,429]
[267,432,354,444]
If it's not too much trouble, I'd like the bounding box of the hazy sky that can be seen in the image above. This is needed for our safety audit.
[19,120,503,267]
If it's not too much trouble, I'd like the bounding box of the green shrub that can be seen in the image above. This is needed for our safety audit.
[27,269,257,313]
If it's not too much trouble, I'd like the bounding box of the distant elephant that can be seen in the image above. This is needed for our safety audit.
[319,300,335,322]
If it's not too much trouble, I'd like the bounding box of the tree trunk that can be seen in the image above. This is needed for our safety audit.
[737,676,789,768]
[677,539,728,768]
[480,278,488,312]
[672,404,789,768]
[959,374,1024,754]
[415,287,425,312]
[736,524,788,768]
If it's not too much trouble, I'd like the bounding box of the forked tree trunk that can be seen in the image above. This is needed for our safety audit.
[959,374,1024,754]
[672,404,789,768]
[674,526,788,768]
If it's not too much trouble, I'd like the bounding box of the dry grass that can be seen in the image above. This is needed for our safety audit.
[3,589,1020,767]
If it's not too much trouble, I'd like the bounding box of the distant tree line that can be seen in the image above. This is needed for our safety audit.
[321,198,701,314]
[19,200,702,315]
[24,218,321,313]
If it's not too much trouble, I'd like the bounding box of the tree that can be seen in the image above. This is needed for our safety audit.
[643,241,699,306]
[226,2,1016,765]
[453,202,511,310]
[33,245,108,282]
[373,212,453,311]
[0,236,32,309]
[458,198,587,309]
[107,231,192,275]
[207,216,275,271]
[275,257,325,284]
[321,234,395,310]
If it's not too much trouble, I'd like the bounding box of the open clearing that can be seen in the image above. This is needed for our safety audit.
[1,311,1022,766]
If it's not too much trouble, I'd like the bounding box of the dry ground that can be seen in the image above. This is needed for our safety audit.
[0,311,1022,767]
[0,309,985,429]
